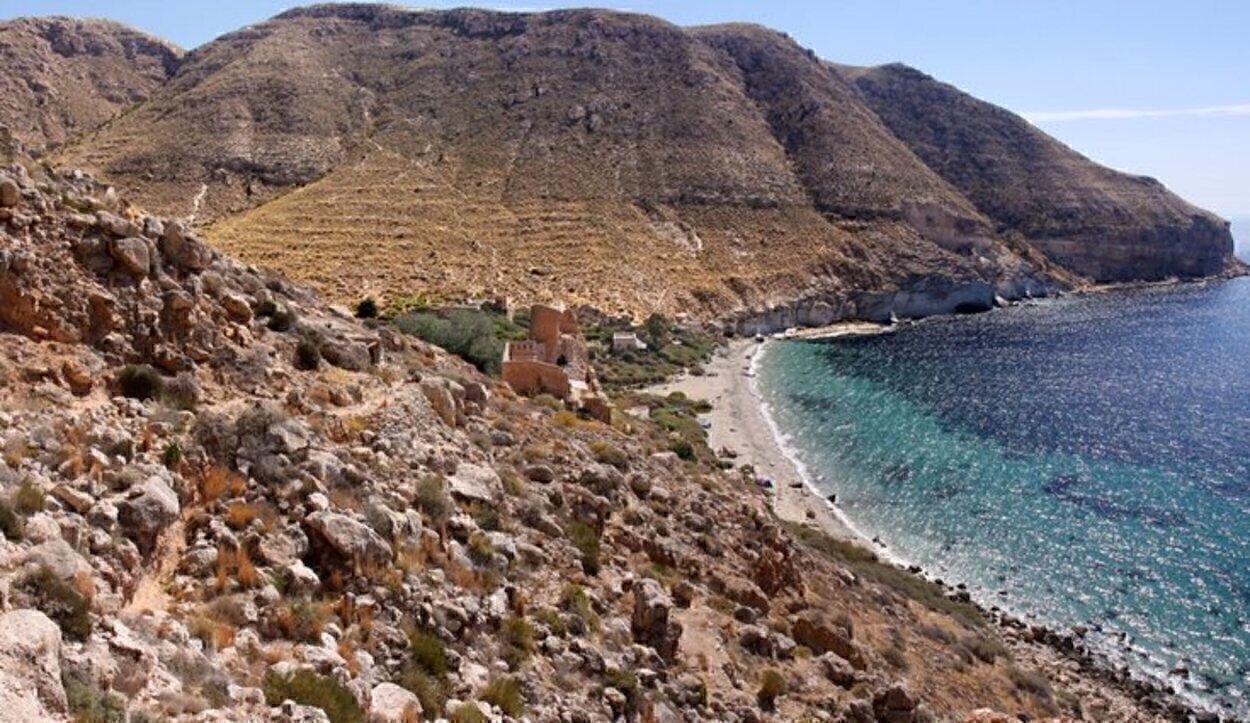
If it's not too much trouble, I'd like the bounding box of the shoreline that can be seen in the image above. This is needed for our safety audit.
[645,324,1217,721]
[647,334,873,544]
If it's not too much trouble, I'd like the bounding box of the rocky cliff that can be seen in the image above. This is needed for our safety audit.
[841,63,1235,282]
[0,17,180,151]
[0,152,1179,723]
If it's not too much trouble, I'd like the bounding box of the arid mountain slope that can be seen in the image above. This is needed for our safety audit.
[841,63,1234,282]
[43,4,1235,320]
[53,5,1063,321]
[0,17,180,150]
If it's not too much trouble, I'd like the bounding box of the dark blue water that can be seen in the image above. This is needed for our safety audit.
[757,277,1250,717]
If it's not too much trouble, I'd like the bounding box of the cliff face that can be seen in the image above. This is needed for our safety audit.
[841,63,1235,282]
[0,17,181,150]
[33,4,1237,322]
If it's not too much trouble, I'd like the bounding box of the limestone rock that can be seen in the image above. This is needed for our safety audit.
[304,511,393,568]
[368,682,422,723]
[117,476,180,555]
[0,610,67,719]
[873,684,917,723]
[448,463,501,504]
[159,221,213,272]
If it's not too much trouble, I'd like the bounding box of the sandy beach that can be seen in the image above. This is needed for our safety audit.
[649,337,864,541]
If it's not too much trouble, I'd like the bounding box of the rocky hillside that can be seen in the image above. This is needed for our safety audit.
[29,5,1237,321]
[0,17,180,151]
[51,5,1078,324]
[0,159,1184,720]
[840,63,1234,282]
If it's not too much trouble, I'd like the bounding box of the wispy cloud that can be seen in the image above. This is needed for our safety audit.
[1025,104,1250,123]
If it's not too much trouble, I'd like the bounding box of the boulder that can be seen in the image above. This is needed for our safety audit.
[368,682,422,723]
[420,377,463,427]
[117,476,180,555]
[320,336,373,371]
[818,652,857,687]
[304,511,393,568]
[873,684,917,723]
[95,211,139,238]
[0,610,67,719]
[448,463,501,504]
[523,464,555,483]
[108,237,151,278]
[791,610,864,669]
[159,221,213,272]
[631,578,682,661]
[221,294,253,324]
[0,177,19,208]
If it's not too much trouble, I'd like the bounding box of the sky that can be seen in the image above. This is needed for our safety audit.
[5,1,1249,218]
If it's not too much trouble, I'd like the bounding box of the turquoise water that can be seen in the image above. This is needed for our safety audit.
[756,277,1250,717]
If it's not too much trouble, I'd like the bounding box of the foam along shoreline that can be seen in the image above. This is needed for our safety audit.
[648,334,872,543]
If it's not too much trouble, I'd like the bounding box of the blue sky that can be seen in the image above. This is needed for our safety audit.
[6,1,1249,218]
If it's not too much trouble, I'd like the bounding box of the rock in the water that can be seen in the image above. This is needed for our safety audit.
[0,610,67,719]
[368,682,422,722]
[117,476,180,555]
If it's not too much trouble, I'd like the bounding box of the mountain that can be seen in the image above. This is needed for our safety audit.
[840,63,1233,282]
[0,17,180,151]
[35,4,1238,326]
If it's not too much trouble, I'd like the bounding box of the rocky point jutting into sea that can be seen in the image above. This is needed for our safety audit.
[0,4,1243,722]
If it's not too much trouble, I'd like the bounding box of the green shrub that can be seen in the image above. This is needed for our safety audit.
[267,306,297,332]
[355,298,379,319]
[254,298,279,318]
[757,669,786,710]
[397,666,448,720]
[590,440,629,470]
[15,567,91,641]
[295,337,322,371]
[118,364,164,401]
[393,309,525,375]
[0,500,22,540]
[500,615,535,668]
[162,439,183,468]
[162,372,201,410]
[262,669,364,723]
[467,533,495,567]
[670,440,695,461]
[407,628,449,677]
[13,480,44,514]
[481,677,524,717]
[449,702,488,723]
[415,476,451,527]
[63,671,126,723]
[604,668,642,716]
[565,521,601,575]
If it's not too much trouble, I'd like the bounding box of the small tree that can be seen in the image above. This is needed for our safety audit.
[643,313,670,349]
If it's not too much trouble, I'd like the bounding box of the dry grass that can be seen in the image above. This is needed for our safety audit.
[225,501,258,530]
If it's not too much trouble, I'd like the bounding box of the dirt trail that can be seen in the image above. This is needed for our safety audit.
[122,514,188,616]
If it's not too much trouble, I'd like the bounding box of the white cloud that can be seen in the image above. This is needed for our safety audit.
[1024,104,1250,123]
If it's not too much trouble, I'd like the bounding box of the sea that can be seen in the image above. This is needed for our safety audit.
[755,277,1250,717]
